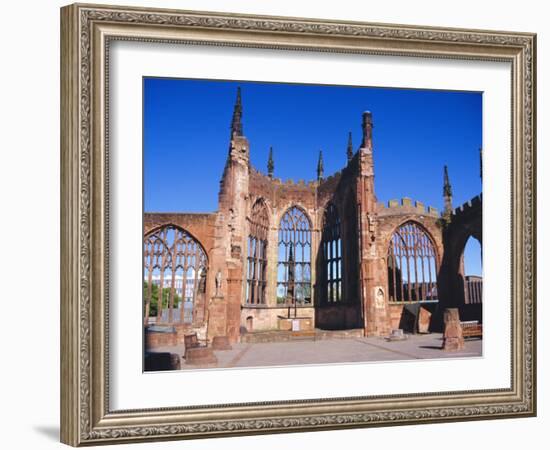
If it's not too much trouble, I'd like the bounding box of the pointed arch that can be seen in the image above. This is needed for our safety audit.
[143,225,208,325]
[277,204,312,230]
[462,236,483,304]
[277,205,312,305]
[246,198,270,304]
[249,198,270,238]
[387,221,438,303]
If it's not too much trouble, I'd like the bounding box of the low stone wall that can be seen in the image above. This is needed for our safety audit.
[145,326,177,348]
[240,306,315,332]
[145,323,207,349]
[240,328,364,343]
[277,316,313,331]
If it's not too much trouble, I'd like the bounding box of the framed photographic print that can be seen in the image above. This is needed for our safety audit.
[60,3,536,446]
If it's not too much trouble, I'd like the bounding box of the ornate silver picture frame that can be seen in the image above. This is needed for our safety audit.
[60,3,536,446]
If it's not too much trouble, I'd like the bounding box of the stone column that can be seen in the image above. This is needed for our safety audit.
[206,294,226,344]
[355,114,391,337]
[442,308,465,351]
[208,133,250,344]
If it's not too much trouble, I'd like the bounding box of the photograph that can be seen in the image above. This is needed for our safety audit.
[142,79,484,371]
[57,2,536,446]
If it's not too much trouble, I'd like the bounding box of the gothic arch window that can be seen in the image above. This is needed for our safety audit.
[322,203,343,303]
[387,221,438,303]
[246,199,269,305]
[143,225,208,324]
[277,206,312,305]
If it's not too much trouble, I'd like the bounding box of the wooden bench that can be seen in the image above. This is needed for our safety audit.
[460,321,482,338]
[184,333,199,348]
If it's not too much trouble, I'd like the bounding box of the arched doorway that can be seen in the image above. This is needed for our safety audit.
[462,236,482,304]
[436,194,483,330]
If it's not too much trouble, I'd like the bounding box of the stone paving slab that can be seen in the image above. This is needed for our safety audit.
[147,333,482,371]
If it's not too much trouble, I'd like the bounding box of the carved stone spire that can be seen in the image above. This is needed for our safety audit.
[267,146,274,178]
[443,165,452,198]
[224,86,249,170]
[443,165,453,221]
[230,87,243,138]
[317,150,324,181]
[347,131,353,162]
[361,111,373,151]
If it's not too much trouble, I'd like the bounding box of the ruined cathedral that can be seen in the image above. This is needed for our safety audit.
[144,88,482,346]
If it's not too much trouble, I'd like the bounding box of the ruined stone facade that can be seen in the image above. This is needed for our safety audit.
[143,88,482,344]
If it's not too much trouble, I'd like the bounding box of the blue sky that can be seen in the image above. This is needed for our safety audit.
[143,78,482,275]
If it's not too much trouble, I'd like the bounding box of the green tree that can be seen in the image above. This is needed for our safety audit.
[144,281,182,317]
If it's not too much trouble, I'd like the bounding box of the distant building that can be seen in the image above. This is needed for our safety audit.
[149,272,197,299]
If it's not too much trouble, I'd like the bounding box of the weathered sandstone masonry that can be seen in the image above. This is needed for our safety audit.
[143,88,482,343]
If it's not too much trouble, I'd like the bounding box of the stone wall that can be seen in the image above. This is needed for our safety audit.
[376,202,444,267]
[244,152,369,332]
[241,306,315,332]
[144,212,217,254]
[246,169,318,331]
[374,200,444,333]
[142,110,462,340]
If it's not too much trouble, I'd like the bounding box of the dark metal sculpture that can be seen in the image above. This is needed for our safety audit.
[346,131,353,162]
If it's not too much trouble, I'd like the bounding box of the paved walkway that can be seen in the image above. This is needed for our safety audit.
[149,333,482,370]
